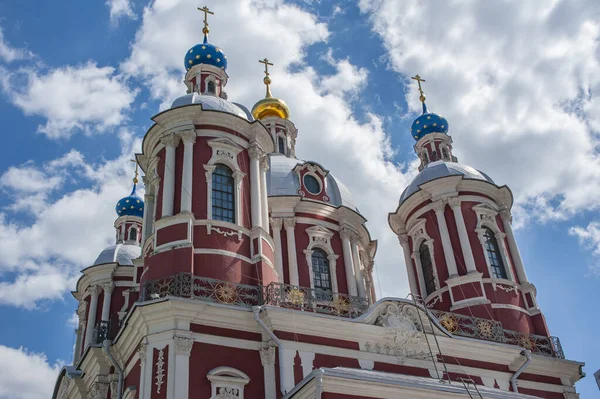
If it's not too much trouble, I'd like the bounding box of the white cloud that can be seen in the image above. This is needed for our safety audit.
[2,62,138,139]
[120,0,412,297]
[0,345,61,399]
[569,222,600,276]
[106,0,137,25]
[0,133,142,308]
[359,0,600,224]
[0,26,32,63]
[0,165,62,193]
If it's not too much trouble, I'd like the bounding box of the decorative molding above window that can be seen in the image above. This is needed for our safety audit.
[303,226,340,294]
[207,366,250,399]
[293,162,330,202]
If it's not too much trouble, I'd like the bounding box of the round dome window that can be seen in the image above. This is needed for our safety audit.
[303,174,321,194]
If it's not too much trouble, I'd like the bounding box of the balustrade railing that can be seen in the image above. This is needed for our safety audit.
[139,273,564,358]
[93,320,116,344]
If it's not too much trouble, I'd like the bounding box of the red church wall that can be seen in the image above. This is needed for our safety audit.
[124,361,140,399]
[322,394,378,399]
[172,143,184,215]
[374,361,430,377]
[531,313,550,337]
[517,388,565,398]
[463,201,488,276]
[142,247,193,283]
[155,223,188,246]
[312,353,359,370]
[255,260,279,286]
[109,286,127,324]
[281,228,290,284]
[188,343,264,398]
[191,137,212,219]
[192,226,250,257]
[190,323,262,341]
[238,151,252,229]
[445,206,466,276]
[193,253,256,285]
[295,223,311,288]
[493,307,533,334]
[155,149,165,220]
[331,232,348,294]
[405,199,431,222]
[295,212,338,225]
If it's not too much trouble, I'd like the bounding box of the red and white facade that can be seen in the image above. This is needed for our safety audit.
[52,23,583,399]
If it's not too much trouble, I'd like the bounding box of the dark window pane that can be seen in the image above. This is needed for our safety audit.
[483,228,507,279]
[303,174,321,194]
[420,242,436,296]
[212,164,235,223]
[312,248,332,299]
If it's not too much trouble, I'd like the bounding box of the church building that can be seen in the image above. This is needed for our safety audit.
[52,7,584,399]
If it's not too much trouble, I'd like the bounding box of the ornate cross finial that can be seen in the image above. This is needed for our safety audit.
[130,159,139,185]
[259,58,274,98]
[197,6,214,35]
[411,74,426,103]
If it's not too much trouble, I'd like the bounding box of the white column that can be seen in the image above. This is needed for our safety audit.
[351,240,367,299]
[280,347,296,395]
[260,156,270,231]
[141,175,154,242]
[161,134,180,218]
[399,234,420,295]
[500,210,529,284]
[138,344,150,399]
[432,201,459,277]
[327,254,340,294]
[284,218,299,286]
[100,283,113,322]
[340,228,358,296]
[179,130,196,214]
[448,197,477,274]
[172,337,193,399]
[84,285,100,348]
[271,218,284,283]
[260,347,277,399]
[248,145,263,228]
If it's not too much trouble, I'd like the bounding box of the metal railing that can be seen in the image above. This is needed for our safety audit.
[140,273,564,358]
[93,320,116,344]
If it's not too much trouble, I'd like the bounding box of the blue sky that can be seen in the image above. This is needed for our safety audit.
[0,0,599,397]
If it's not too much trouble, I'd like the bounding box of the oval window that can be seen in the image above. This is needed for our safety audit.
[303,174,321,194]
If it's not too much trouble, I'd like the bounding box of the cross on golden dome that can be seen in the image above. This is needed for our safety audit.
[197,5,214,35]
[258,58,274,98]
[411,74,426,103]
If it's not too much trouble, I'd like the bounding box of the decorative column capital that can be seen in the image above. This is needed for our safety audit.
[283,217,296,229]
[499,209,512,223]
[174,336,194,356]
[178,129,197,144]
[160,133,181,148]
[398,234,410,246]
[88,285,101,297]
[248,144,264,159]
[495,231,506,240]
[432,200,447,214]
[447,196,461,209]
[260,155,270,171]
[137,343,147,363]
[101,282,114,294]
[87,382,109,399]
[260,346,276,366]
[270,217,283,230]
[340,226,356,241]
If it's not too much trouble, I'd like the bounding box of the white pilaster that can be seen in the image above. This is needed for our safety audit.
[260,156,270,231]
[84,285,101,348]
[448,197,477,274]
[399,234,420,295]
[298,351,315,378]
[327,254,339,294]
[432,200,459,277]
[500,209,529,284]
[260,347,277,399]
[248,145,263,228]
[161,134,180,218]
[340,227,358,296]
[137,343,148,399]
[271,218,284,283]
[280,347,296,395]
[100,283,114,322]
[172,336,193,399]
[179,130,196,214]
[284,218,299,286]
[351,239,367,299]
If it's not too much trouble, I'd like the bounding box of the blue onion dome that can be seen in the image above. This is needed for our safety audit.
[411,102,449,141]
[184,34,227,72]
[116,183,144,218]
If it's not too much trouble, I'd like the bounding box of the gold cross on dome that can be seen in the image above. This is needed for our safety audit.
[411,74,426,103]
[130,159,139,184]
[197,6,214,34]
[259,58,274,77]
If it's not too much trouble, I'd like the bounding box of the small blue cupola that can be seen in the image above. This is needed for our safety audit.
[409,74,449,141]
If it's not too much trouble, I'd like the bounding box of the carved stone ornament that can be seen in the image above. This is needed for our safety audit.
[101,282,114,294]
[259,346,276,366]
[155,349,165,394]
[270,217,283,230]
[499,209,512,223]
[447,196,461,209]
[563,393,580,399]
[398,234,410,246]
[160,133,181,148]
[87,382,109,399]
[174,336,194,356]
[57,377,72,399]
[138,343,147,364]
[376,302,422,331]
[432,200,447,213]
[215,387,241,399]
[179,129,197,144]
[283,217,296,229]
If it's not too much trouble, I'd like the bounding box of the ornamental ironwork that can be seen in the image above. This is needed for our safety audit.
[139,273,564,359]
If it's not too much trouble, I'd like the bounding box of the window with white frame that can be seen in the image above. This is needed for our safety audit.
[128,227,137,242]
[483,227,507,279]
[207,366,250,399]
[277,136,285,154]
[419,242,436,296]
[311,248,332,300]
[212,164,235,223]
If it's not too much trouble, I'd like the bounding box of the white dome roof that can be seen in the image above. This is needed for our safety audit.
[170,93,253,121]
[93,244,141,266]
[267,154,358,211]
[400,161,495,204]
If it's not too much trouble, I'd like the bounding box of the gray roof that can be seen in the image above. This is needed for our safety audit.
[400,161,495,204]
[170,93,253,121]
[267,154,358,211]
[93,244,141,266]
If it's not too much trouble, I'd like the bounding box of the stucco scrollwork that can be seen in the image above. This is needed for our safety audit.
[174,336,194,356]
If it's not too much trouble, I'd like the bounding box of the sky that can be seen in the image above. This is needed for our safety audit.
[0,0,599,397]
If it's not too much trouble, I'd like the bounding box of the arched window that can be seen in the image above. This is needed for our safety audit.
[431,150,438,161]
[278,136,285,154]
[421,151,429,164]
[483,227,507,279]
[311,248,332,298]
[128,228,137,242]
[441,147,449,160]
[207,80,216,94]
[420,242,436,296]
[212,164,235,223]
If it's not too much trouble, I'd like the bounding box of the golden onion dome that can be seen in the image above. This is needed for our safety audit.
[252,64,290,120]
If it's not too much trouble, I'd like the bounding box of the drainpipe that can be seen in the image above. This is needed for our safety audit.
[253,306,286,395]
[510,350,532,393]
[103,340,124,399]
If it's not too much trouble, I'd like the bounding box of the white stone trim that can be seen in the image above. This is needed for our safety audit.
[408,219,440,298]
[303,226,340,294]
[194,248,253,264]
[207,366,250,399]
[473,205,516,282]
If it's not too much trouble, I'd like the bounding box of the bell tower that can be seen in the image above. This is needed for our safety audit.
[389,75,549,339]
